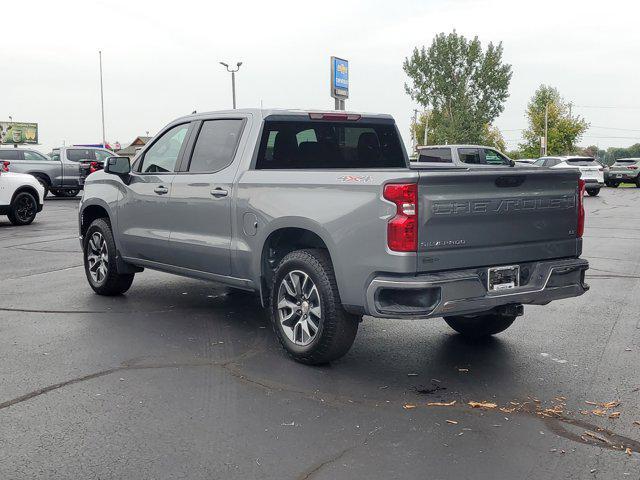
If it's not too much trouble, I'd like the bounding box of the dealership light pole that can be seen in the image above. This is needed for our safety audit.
[99,51,106,148]
[220,62,242,109]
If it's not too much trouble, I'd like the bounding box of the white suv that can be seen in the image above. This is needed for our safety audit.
[0,161,45,225]
[534,156,604,196]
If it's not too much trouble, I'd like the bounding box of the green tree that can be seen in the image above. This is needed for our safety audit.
[404,31,512,145]
[520,85,589,157]
[411,112,506,152]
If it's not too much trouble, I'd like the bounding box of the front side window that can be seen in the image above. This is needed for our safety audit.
[24,150,49,161]
[458,148,481,164]
[187,120,243,173]
[482,148,511,165]
[94,150,112,162]
[256,121,406,169]
[139,124,189,173]
[418,148,452,163]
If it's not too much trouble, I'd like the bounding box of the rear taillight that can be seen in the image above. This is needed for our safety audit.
[1,161,9,172]
[89,161,99,174]
[577,179,585,238]
[308,112,361,121]
[628,165,638,170]
[383,183,418,252]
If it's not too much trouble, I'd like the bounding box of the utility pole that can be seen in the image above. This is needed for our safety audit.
[220,62,242,109]
[423,110,429,146]
[543,103,549,156]
[99,51,106,148]
[411,109,418,152]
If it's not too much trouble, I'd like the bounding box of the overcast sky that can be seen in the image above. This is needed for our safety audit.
[3,0,639,153]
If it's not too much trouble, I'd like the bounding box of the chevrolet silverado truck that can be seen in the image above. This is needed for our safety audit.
[0,146,113,197]
[78,109,589,364]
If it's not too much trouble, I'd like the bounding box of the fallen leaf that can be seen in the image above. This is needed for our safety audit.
[445,420,458,425]
[499,407,515,414]
[468,401,497,409]
[403,404,417,410]
[583,431,612,445]
[633,421,640,426]
[591,409,607,417]
[609,412,621,419]
[458,368,469,373]
[427,400,456,407]
[625,447,632,456]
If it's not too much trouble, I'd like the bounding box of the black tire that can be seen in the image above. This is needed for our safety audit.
[610,182,619,188]
[8,191,38,226]
[53,189,79,198]
[32,175,50,198]
[636,178,640,188]
[443,312,517,338]
[83,218,134,296]
[270,249,359,365]
[586,188,600,197]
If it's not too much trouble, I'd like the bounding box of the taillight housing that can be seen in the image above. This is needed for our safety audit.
[383,183,418,252]
[577,179,585,238]
[89,161,99,174]
[1,161,9,172]
[628,165,638,170]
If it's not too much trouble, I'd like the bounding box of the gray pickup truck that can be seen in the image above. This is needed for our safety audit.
[79,109,589,364]
[0,146,113,197]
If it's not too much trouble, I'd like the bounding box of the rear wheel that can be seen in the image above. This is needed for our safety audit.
[83,218,135,295]
[444,312,517,338]
[8,191,38,225]
[609,182,619,188]
[270,249,359,365]
[586,188,600,196]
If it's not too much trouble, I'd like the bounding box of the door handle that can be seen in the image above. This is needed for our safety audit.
[210,187,229,198]
[154,185,169,195]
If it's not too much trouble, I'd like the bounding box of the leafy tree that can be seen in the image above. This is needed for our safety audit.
[520,85,589,157]
[411,112,506,152]
[404,31,512,145]
[605,143,640,164]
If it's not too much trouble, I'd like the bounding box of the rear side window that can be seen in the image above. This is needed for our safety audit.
[418,148,452,163]
[188,119,244,173]
[458,148,481,164]
[0,149,21,160]
[256,120,406,169]
[67,149,95,162]
[615,159,637,164]
[482,148,511,165]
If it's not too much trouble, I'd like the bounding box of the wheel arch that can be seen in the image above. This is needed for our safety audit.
[11,185,40,205]
[80,201,113,238]
[28,171,52,186]
[257,221,338,307]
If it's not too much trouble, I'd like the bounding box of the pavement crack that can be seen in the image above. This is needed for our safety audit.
[296,446,356,480]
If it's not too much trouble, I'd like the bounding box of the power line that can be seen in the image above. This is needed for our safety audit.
[588,125,640,132]
[574,104,640,110]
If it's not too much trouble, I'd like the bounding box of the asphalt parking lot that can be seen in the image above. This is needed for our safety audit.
[1,190,639,480]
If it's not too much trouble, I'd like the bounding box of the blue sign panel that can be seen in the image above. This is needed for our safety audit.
[332,57,349,98]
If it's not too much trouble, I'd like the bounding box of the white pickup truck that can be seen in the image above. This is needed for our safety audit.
[0,161,45,225]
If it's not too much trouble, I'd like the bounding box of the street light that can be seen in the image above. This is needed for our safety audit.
[219,61,242,109]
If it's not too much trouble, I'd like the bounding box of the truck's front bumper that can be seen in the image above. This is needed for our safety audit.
[364,258,589,319]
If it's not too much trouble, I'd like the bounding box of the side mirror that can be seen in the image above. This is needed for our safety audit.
[104,156,131,175]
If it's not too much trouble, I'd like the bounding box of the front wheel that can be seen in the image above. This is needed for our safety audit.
[586,188,600,196]
[444,312,517,338]
[83,218,134,295]
[270,249,359,365]
[8,191,38,225]
[609,182,619,188]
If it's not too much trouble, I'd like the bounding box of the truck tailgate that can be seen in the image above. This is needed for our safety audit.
[416,168,581,273]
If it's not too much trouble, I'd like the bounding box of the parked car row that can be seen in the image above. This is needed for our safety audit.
[0,146,111,197]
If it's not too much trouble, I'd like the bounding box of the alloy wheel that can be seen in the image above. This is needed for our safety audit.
[87,232,109,284]
[277,270,322,346]
[15,194,36,222]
